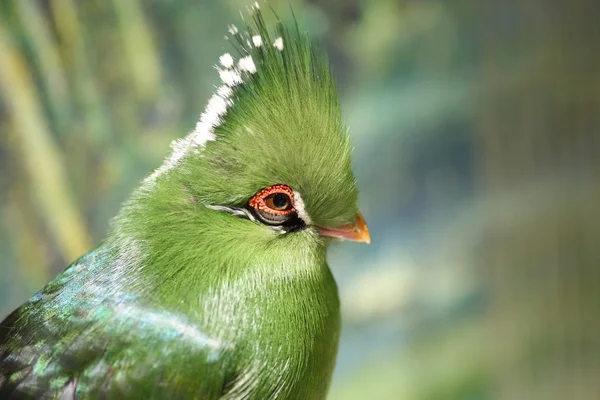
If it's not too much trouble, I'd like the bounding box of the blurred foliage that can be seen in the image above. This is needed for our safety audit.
[1,0,599,399]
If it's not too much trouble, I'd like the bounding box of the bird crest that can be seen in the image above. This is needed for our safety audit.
[145,3,342,189]
[137,2,356,230]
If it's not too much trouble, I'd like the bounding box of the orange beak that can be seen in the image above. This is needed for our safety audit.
[319,212,371,244]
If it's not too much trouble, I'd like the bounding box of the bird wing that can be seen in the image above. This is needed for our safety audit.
[0,249,228,399]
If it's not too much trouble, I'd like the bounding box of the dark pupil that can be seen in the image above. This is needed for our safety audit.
[272,193,289,209]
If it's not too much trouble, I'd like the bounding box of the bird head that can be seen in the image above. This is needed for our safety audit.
[124,6,369,260]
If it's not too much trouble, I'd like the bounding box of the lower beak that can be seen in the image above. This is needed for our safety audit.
[319,212,371,244]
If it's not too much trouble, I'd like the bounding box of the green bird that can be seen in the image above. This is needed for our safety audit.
[0,6,369,400]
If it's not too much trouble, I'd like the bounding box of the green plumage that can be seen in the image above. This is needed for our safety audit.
[1,6,360,400]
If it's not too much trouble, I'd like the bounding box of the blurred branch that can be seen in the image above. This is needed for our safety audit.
[49,0,108,146]
[16,0,72,136]
[0,20,92,262]
[2,176,50,290]
[111,0,162,101]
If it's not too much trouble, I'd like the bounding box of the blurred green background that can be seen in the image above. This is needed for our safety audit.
[1,0,599,399]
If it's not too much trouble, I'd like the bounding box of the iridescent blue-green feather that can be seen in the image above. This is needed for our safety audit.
[1,247,228,399]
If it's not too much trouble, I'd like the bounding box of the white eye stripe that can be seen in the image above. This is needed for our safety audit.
[205,204,256,221]
[292,190,312,225]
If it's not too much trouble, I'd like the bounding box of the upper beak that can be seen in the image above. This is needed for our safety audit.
[319,212,371,244]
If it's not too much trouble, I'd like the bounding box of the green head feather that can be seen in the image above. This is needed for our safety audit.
[137,6,358,231]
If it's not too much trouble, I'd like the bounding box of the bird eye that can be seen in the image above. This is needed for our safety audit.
[264,192,292,211]
[248,184,297,226]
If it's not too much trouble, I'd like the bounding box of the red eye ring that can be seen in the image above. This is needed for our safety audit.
[249,184,296,216]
